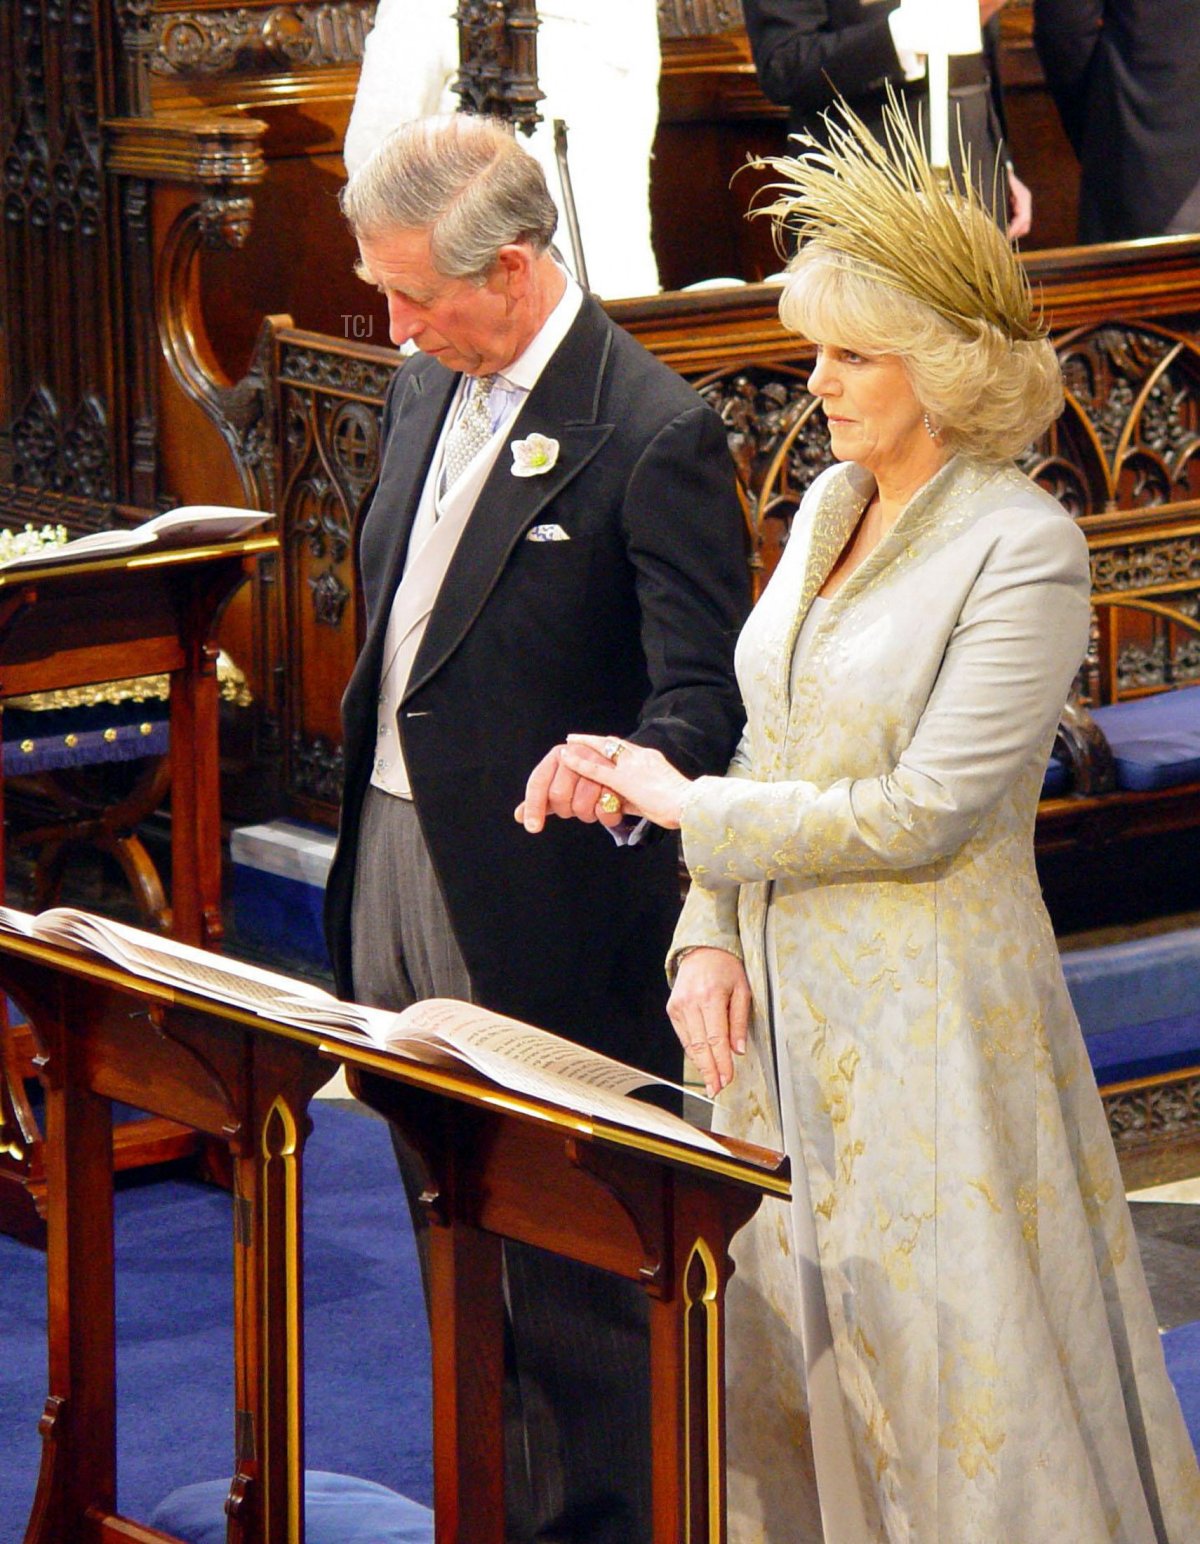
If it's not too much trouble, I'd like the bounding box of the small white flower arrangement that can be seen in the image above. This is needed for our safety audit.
[0,522,68,566]
[510,434,560,477]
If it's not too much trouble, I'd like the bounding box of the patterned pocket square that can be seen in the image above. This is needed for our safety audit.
[526,524,572,542]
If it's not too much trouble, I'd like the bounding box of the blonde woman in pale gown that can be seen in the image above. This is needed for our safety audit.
[518,105,1200,1541]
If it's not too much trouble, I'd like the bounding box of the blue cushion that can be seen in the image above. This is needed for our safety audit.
[1084,1009,1200,1085]
[1091,685,1200,791]
[2,698,168,774]
[1041,751,1070,798]
[149,1472,434,1543]
[1062,926,1200,1033]
[1162,1320,1200,1454]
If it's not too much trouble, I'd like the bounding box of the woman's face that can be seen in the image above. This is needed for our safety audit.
[807,344,933,483]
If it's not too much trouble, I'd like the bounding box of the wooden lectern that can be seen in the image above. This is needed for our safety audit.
[0,928,787,1544]
[0,537,277,1244]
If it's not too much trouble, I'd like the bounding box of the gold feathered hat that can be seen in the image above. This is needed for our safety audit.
[754,90,1045,345]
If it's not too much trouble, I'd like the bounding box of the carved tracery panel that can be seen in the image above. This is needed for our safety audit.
[1,0,118,519]
[1055,322,1200,513]
[274,331,392,815]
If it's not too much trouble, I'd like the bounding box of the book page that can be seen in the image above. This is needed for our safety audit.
[384,999,720,1152]
[0,506,271,570]
[0,912,720,1152]
[144,507,272,548]
[26,908,337,1017]
[0,526,156,569]
[0,906,37,937]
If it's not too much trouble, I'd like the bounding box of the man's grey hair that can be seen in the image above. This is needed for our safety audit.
[340,114,559,281]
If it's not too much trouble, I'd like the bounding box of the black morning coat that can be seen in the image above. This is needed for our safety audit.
[323,295,751,1083]
[1033,0,1200,243]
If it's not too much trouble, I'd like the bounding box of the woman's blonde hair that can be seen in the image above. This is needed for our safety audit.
[780,243,1063,463]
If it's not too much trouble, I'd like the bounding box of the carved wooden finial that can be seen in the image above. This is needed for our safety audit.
[453,0,543,135]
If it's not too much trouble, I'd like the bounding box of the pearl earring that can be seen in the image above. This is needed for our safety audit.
[923,412,940,441]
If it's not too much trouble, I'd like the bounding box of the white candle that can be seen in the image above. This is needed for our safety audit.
[928,46,949,169]
[941,0,984,51]
[918,0,981,171]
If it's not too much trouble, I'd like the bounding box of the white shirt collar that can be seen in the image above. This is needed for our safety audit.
[496,272,584,395]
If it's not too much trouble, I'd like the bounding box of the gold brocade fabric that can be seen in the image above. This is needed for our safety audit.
[672,457,1200,1541]
[5,651,253,712]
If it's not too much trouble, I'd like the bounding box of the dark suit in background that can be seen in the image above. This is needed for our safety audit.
[325,144,748,1534]
[1033,0,1200,242]
[743,0,1014,212]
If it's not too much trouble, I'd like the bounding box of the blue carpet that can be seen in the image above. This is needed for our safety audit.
[0,1101,430,1537]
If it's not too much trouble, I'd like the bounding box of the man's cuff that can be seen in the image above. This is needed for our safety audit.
[887,9,928,79]
[607,815,650,847]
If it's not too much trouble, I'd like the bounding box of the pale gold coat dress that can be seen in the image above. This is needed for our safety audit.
[672,456,1200,1541]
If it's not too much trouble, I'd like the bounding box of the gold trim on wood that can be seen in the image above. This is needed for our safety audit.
[683,1236,723,1543]
[260,1095,304,1544]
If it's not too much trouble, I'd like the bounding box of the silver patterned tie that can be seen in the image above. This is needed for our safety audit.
[441,375,497,493]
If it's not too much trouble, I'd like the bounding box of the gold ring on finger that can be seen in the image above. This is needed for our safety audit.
[596,790,622,815]
[601,737,625,763]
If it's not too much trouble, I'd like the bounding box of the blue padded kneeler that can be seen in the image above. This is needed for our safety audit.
[149,1472,434,1543]
[1091,685,1200,792]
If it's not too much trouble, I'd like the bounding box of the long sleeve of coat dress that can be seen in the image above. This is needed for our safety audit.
[677,491,1089,888]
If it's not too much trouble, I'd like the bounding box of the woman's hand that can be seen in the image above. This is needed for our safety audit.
[516,734,693,832]
[669,947,751,1096]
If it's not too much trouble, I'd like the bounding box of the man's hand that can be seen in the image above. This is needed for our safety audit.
[979,0,1007,22]
[1005,164,1032,240]
[668,948,752,1096]
[517,743,625,831]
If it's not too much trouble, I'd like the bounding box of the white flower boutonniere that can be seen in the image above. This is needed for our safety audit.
[510,434,560,478]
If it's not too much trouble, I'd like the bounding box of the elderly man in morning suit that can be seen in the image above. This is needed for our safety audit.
[323,116,749,1542]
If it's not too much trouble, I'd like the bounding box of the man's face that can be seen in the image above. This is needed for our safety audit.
[356,227,518,376]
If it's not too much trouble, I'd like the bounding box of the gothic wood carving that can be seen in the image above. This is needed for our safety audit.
[143,3,377,78]
[272,328,392,818]
[143,115,272,510]
[453,0,542,134]
[1,0,120,525]
[658,0,745,38]
[1103,1074,1200,1189]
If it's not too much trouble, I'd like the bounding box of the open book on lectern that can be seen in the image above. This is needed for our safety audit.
[0,905,721,1154]
[0,506,271,570]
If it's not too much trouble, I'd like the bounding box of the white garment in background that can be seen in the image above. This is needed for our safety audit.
[343,0,661,300]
